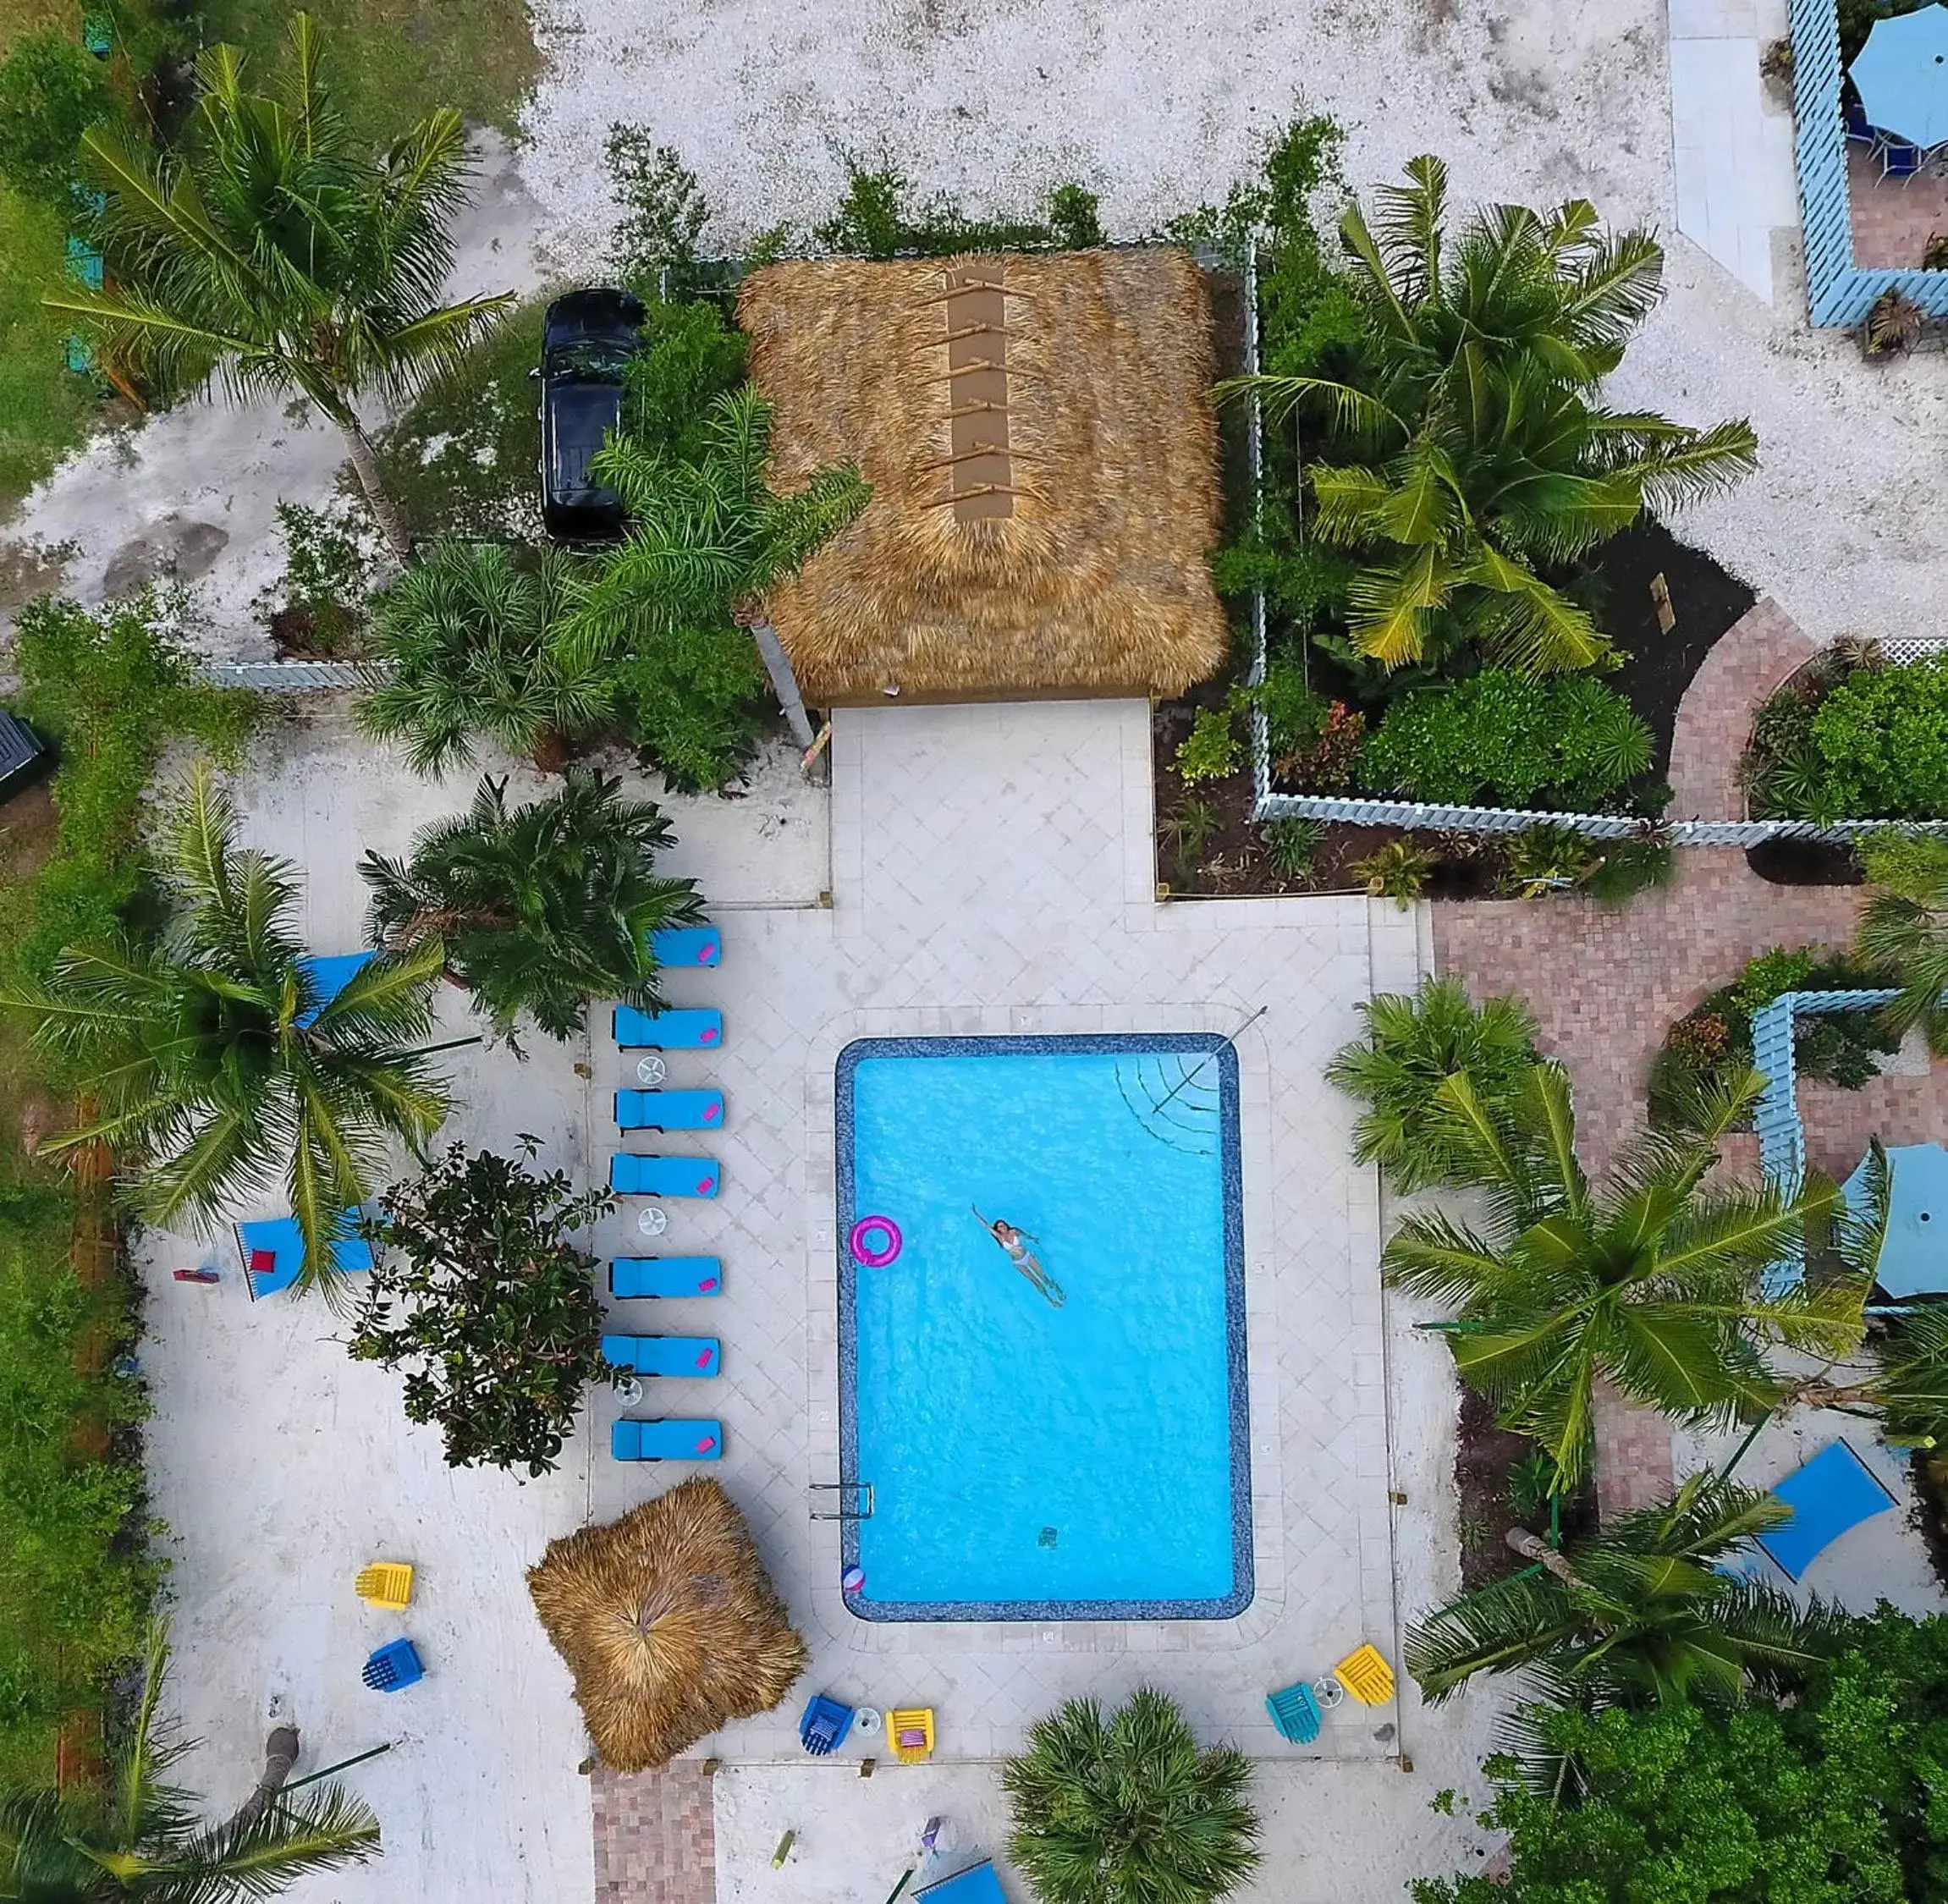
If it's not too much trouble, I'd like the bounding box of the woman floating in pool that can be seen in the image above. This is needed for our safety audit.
[971,1207,1065,1308]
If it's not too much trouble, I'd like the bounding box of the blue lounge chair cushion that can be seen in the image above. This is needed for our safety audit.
[611,1418,723,1461]
[651,926,721,966]
[914,1862,1010,1904]
[610,1257,722,1298]
[600,1334,720,1377]
[235,1213,372,1300]
[614,1089,724,1131]
[799,1692,855,1754]
[611,1153,719,1197]
[613,1005,722,1048]
[294,951,377,1030]
[1757,1439,1898,1582]
[1266,1681,1322,1744]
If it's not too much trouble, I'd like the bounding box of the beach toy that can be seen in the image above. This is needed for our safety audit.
[850,1215,903,1267]
[361,1638,424,1692]
[842,1566,867,1593]
[636,1055,667,1085]
[355,1562,415,1610]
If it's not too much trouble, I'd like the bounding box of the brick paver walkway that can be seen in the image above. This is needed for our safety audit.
[592,1766,714,1904]
[1435,597,1948,1516]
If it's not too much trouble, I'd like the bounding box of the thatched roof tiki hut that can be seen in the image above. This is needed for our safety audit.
[526,1478,808,1771]
[738,246,1228,703]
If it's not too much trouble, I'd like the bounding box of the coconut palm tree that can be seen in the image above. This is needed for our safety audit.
[1855,830,1948,1054]
[46,14,515,561]
[1004,1687,1258,1904]
[1,1623,380,1901]
[1324,974,1540,1193]
[1405,1472,1852,1710]
[562,385,870,751]
[360,768,705,1042]
[0,764,451,1289]
[1384,1062,1866,1487]
[358,542,610,774]
[1224,157,1758,674]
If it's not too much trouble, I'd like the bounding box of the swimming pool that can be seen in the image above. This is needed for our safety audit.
[835,1034,1251,1621]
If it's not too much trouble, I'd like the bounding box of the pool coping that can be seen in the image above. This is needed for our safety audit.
[832,1032,1253,1623]
[800,1000,1294,1659]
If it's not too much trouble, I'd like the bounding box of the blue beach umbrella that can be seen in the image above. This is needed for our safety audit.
[1842,1141,1948,1301]
[1852,5,1948,150]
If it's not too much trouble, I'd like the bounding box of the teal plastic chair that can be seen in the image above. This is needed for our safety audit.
[1266,1681,1322,1744]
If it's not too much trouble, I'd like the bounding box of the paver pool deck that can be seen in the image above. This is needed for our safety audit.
[589,698,1425,1761]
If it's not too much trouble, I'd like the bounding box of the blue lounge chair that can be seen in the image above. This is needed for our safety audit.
[614,1005,722,1049]
[611,1153,719,1197]
[614,1089,724,1131]
[611,1418,722,1461]
[798,1693,855,1754]
[914,1861,1010,1904]
[1883,138,1926,181]
[610,1257,722,1297]
[1266,1681,1323,1745]
[1757,1439,1899,1582]
[651,926,721,966]
[1846,98,1878,146]
[234,1213,373,1301]
[600,1334,720,1377]
[295,951,376,1030]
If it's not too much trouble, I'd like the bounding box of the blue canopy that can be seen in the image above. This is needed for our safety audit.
[1842,1142,1948,1301]
[294,951,376,1030]
[1756,1439,1897,1583]
[1852,6,1948,149]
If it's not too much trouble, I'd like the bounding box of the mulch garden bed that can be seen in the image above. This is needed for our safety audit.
[1908,1452,1948,1593]
[1745,837,1865,887]
[1455,1387,1596,1593]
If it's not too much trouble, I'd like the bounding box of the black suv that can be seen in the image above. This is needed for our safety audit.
[537,288,646,542]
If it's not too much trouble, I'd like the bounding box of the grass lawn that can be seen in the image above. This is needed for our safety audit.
[200,0,540,148]
[0,185,96,514]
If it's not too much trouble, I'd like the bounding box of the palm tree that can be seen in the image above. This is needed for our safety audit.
[358,542,610,774]
[563,385,870,751]
[1224,157,1758,674]
[360,768,705,1041]
[1003,1687,1258,1904]
[1855,830,1948,1054]
[1405,1472,1852,1710]
[46,14,515,560]
[1384,1062,1865,1487]
[1323,974,1539,1193]
[0,764,451,1290]
[1,1623,379,1901]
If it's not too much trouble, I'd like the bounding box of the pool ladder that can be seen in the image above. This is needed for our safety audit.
[808,1482,874,1521]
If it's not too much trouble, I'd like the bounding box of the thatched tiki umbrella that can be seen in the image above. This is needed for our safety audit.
[527,1477,808,1771]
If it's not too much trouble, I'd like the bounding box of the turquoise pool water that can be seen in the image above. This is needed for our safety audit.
[836,1035,1250,1621]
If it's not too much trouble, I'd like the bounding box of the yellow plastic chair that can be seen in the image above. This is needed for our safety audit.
[355,1562,415,1610]
[889,1708,935,1764]
[1333,1643,1395,1705]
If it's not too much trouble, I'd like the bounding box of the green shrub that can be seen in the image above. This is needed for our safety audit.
[1352,837,1435,908]
[621,299,747,464]
[1326,974,1541,1192]
[1356,671,1652,810]
[1809,655,1948,819]
[252,500,382,657]
[9,592,254,974]
[1586,836,1676,906]
[1259,818,1323,881]
[1500,823,1599,897]
[614,623,768,793]
[604,129,709,289]
[1047,183,1104,250]
[813,162,1110,258]
[1175,706,1241,785]
[0,32,112,209]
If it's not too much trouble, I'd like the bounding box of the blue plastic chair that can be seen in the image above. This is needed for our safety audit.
[1757,1439,1899,1582]
[614,1089,724,1131]
[611,1418,723,1461]
[234,1213,373,1300]
[613,1005,722,1048]
[610,1257,722,1297]
[799,1693,855,1754]
[1882,139,1926,181]
[651,925,721,966]
[601,1334,720,1376]
[1266,1681,1323,1744]
[610,1153,719,1197]
[361,1638,424,1692]
[1846,99,1877,146]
